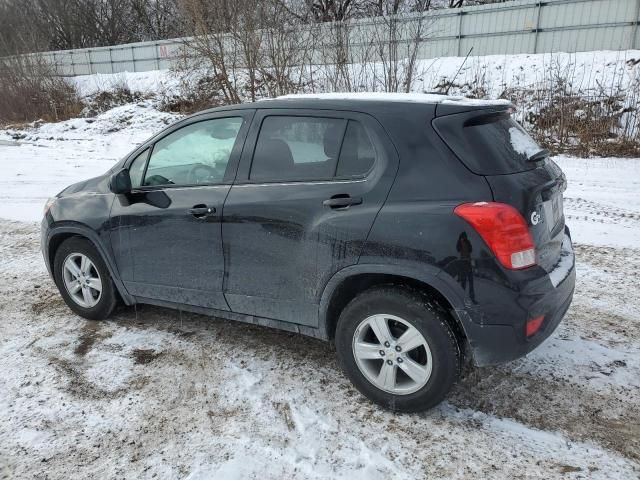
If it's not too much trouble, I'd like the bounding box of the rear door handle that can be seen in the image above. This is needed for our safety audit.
[323,195,363,209]
[189,205,216,219]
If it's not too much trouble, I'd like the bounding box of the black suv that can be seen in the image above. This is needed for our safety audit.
[41,93,575,412]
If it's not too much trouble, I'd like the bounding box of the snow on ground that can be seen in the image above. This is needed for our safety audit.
[69,50,640,102]
[1,98,640,477]
[555,155,640,249]
[0,103,178,221]
[1,215,639,478]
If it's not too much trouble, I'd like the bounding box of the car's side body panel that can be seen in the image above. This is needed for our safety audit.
[41,97,576,369]
[221,108,400,327]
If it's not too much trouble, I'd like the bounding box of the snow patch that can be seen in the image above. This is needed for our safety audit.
[548,233,575,288]
[276,92,511,106]
[508,125,541,158]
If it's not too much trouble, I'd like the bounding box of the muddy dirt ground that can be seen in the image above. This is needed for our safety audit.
[1,219,639,479]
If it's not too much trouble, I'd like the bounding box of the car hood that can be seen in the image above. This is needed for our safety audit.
[58,173,111,197]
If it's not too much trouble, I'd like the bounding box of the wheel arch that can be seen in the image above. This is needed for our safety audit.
[319,265,469,349]
[46,223,134,305]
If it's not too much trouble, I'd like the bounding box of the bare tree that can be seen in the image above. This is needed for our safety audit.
[365,0,433,92]
[29,0,94,50]
[305,0,355,22]
[131,0,182,40]
[1,0,478,56]
[260,0,319,96]
[0,0,48,55]
[178,0,242,104]
[89,0,138,45]
[365,0,410,16]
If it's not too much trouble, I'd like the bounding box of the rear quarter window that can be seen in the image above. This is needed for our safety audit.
[433,110,543,176]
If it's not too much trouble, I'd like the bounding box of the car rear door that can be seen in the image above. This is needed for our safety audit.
[109,111,253,309]
[221,108,399,327]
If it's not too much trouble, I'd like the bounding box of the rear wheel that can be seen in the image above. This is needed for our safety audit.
[335,286,461,412]
[53,237,118,320]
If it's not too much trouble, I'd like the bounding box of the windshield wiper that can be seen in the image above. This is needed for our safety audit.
[528,149,550,163]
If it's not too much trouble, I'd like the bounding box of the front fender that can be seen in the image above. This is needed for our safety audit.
[44,221,134,305]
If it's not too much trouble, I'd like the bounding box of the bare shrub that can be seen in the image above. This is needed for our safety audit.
[257,1,317,97]
[432,57,490,97]
[178,2,240,104]
[501,54,640,157]
[317,20,358,92]
[0,54,82,125]
[83,78,150,116]
[422,52,639,157]
[176,0,317,104]
[157,70,230,113]
[528,92,632,156]
[365,3,434,93]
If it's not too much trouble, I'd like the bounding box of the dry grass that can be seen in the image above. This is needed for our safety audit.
[0,54,83,126]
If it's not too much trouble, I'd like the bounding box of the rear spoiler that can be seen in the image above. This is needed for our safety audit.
[434,102,515,118]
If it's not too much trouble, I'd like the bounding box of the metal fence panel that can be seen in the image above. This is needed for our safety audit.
[23,0,640,77]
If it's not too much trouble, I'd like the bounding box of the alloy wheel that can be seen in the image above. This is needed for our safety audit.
[62,253,102,308]
[352,314,433,395]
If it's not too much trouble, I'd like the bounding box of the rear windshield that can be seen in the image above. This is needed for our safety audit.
[433,110,543,175]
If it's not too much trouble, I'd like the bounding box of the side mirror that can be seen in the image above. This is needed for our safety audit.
[109,168,132,194]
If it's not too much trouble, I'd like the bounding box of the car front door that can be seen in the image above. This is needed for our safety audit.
[221,109,398,326]
[110,111,253,309]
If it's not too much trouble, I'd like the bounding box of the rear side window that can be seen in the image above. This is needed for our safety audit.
[336,121,376,177]
[250,116,345,182]
[249,116,377,182]
[433,111,543,175]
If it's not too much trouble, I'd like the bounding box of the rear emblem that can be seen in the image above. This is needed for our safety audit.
[530,211,541,225]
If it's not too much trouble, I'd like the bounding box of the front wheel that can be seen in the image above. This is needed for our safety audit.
[53,237,118,320]
[335,286,461,412]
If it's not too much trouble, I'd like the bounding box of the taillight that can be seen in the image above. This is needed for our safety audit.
[526,315,545,337]
[454,202,536,269]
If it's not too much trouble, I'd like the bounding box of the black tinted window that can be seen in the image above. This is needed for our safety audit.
[433,111,543,175]
[250,116,346,182]
[336,121,376,177]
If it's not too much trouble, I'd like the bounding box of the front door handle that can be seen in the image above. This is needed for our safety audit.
[323,194,363,209]
[189,204,216,219]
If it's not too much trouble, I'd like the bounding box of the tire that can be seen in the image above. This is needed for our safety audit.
[335,285,461,412]
[53,237,118,320]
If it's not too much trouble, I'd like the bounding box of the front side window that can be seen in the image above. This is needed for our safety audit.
[250,116,346,182]
[144,117,243,187]
[128,149,149,188]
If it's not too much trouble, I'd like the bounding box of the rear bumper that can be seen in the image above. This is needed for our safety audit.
[457,228,576,367]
